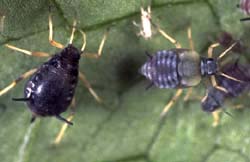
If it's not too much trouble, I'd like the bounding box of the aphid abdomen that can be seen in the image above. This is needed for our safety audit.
[140,49,202,88]
[24,45,80,117]
[239,0,250,15]
[140,50,179,88]
[217,64,250,97]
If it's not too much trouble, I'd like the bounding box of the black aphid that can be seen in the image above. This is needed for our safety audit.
[139,26,241,117]
[0,13,108,126]
[217,32,246,54]
[201,62,250,113]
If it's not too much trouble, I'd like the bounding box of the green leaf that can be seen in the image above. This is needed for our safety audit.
[1,0,250,162]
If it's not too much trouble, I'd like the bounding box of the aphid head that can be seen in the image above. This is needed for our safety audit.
[141,6,151,19]
[60,44,81,62]
[200,58,218,76]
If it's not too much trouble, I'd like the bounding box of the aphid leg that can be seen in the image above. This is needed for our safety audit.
[5,44,50,57]
[69,19,77,45]
[212,110,221,127]
[0,15,5,33]
[217,42,237,60]
[54,97,75,145]
[187,27,194,51]
[48,12,64,49]
[234,104,244,109]
[211,75,228,93]
[156,26,181,48]
[218,72,244,83]
[207,43,220,58]
[79,30,86,52]
[183,88,193,101]
[79,71,102,103]
[83,29,109,59]
[160,89,183,118]
[132,21,141,27]
[0,69,37,96]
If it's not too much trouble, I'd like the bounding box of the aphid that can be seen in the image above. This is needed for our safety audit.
[139,26,241,117]
[217,32,246,54]
[237,0,250,21]
[133,3,153,39]
[201,62,250,126]
[0,11,108,144]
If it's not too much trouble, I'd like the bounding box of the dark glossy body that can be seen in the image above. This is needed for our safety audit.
[202,63,250,112]
[218,32,245,53]
[139,49,217,88]
[24,44,80,118]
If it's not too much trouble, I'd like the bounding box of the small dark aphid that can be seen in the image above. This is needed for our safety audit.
[0,11,108,143]
[238,0,250,21]
[202,62,250,112]
[139,27,241,117]
[201,62,250,126]
[217,32,246,54]
[238,0,250,15]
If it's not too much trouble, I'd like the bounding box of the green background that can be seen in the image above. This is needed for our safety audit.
[0,0,250,162]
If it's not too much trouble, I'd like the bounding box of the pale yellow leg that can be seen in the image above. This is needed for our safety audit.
[160,89,183,118]
[187,27,194,51]
[218,42,237,60]
[0,69,37,96]
[156,26,181,48]
[5,44,50,57]
[211,75,228,93]
[83,29,109,59]
[212,110,221,127]
[207,43,220,58]
[69,20,77,45]
[183,88,193,101]
[53,97,76,145]
[79,30,86,52]
[48,13,64,49]
[53,115,73,145]
[79,71,102,103]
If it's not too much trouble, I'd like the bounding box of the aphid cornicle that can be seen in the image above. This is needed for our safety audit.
[201,62,250,126]
[0,10,108,143]
[139,26,241,117]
